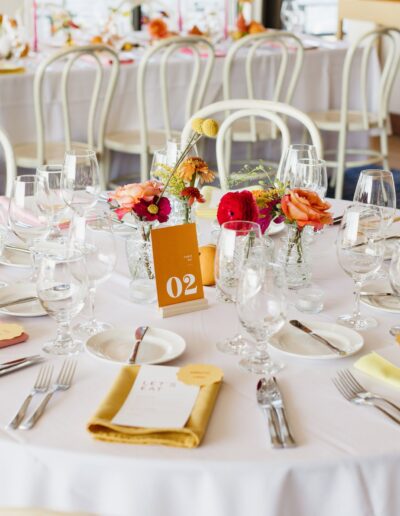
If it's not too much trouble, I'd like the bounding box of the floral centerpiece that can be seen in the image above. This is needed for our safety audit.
[0,15,29,59]
[217,186,332,287]
[232,0,266,40]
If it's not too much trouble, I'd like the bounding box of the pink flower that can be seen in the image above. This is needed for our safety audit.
[108,180,164,210]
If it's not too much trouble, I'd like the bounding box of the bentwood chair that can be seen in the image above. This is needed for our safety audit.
[12,45,120,189]
[308,27,400,199]
[0,127,16,196]
[181,99,322,191]
[104,36,215,186]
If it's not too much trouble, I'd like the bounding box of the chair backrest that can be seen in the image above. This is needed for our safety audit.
[223,31,304,106]
[33,45,120,163]
[340,27,400,129]
[137,36,215,153]
[181,99,323,191]
[0,127,16,196]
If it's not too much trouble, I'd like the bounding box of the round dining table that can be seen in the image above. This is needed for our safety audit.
[0,197,399,516]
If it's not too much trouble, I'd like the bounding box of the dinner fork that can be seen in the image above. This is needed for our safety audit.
[20,360,77,430]
[7,364,53,430]
[332,377,400,425]
[338,369,400,413]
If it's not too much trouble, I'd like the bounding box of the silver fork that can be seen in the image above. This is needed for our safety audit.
[20,360,77,430]
[7,364,53,430]
[333,377,400,425]
[338,369,400,413]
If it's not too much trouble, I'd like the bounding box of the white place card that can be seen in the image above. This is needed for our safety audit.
[112,365,200,429]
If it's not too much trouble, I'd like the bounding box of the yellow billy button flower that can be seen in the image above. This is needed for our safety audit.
[147,204,159,215]
[191,118,205,134]
[201,118,219,138]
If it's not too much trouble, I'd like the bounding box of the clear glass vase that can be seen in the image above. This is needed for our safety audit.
[278,225,311,289]
[169,196,195,225]
[125,222,157,304]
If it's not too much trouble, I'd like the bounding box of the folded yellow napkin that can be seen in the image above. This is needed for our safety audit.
[87,365,222,448]
[195,206,217,220]
[354,352,400,389]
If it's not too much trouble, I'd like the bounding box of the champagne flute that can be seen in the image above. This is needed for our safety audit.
[36,164,68,241]
[276,144,318,188]
[69,209,117,336]
[293,158,328,198]
[62,148,101,216]
[215,220,262,354]
[337,203,385,330]
[389,242,400,336]
[37,251,88,355]
[236,257,287,375]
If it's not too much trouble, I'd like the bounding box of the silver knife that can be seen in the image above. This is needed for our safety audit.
[360,291,399,297]
[290,320,347,356]
[269,377,296,448]
[0,356,44,376]
[0,297,38,310]
[0,355,42,371]
[256,379,283,449]
[4,244,30,254]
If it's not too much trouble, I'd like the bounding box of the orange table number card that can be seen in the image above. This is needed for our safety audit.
[151,223,208,318]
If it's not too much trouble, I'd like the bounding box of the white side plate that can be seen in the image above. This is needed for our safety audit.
[0,283,46,317]
[0,247,31,268]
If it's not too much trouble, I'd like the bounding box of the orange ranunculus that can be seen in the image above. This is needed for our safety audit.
[188,25,204,36]
[281,189,333,230]
[236,13,248,33]
[248,21,266,34]
[177,157,215,183]
[148,18,168,39]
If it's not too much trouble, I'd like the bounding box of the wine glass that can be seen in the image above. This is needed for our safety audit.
[389,242,400,336]
[37,251,88,355]
[69,209,117,336]
[276,144,318,188]
[9,175,49,280]
[36,164,68,241]
[62,148,101,215]
[215,220,262,354]
[293,158,328,198]
[336,203,385,330]
[236,257,287,375]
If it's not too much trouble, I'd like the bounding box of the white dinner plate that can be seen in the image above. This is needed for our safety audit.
[85,327,186,365]
[266,221,285,236]
[0,283,46,317]
[361,293,400,313]
[0,247,31,268]
[269,321,364,359]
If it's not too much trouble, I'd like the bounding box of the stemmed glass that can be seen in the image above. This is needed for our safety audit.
[62,148,101,216]
[215,220,262,354]
[293,158,328,198]
[37,251,88,355]
[389,242,400,336]
[236,253,287,375]
[9,175,49,280]
[36,164,68,241]
[69,209,117,336]
[337,203,385,330]
[276,144,318,188]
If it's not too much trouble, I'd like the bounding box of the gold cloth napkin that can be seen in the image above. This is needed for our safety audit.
[354,352,400,389]
[87,365,222,448]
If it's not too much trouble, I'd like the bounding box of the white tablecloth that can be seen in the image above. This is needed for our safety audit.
[0,40,380,184]
[0,199,400,516]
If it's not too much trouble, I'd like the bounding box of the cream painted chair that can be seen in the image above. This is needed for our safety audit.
[13,45,119,189]
[181,99,323,191]
[308,27,400,199]
[104,36,215,186]
[0,127,16,196]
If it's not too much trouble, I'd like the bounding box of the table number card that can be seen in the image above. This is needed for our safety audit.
[151,223,208,317]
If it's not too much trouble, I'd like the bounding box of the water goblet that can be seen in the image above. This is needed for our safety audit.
[237,257,287,375]
[69,209,117,336]
[37,251,88,355]
[389,242,400,336]
[336,203,385,330]
[293,158,328,198]
[215,220,262,354]
[276,144,318,188]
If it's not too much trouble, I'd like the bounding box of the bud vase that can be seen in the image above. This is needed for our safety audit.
[278,225,311,289]
[170,196,195,225]
[125,221,157,304]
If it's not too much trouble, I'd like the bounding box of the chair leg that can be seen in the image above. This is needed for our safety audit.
[101,148,111,190]
[380,128,389,170]
[140,151,149,182]
[334,128,347,200]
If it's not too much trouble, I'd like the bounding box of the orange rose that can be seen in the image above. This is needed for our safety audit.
[148,18,168,39]
[141,179,164,200]
[281,189,333,230]
[109,180,163,209]
[248,21,266,34]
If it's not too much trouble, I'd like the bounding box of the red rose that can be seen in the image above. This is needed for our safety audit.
[217,190,259,225]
